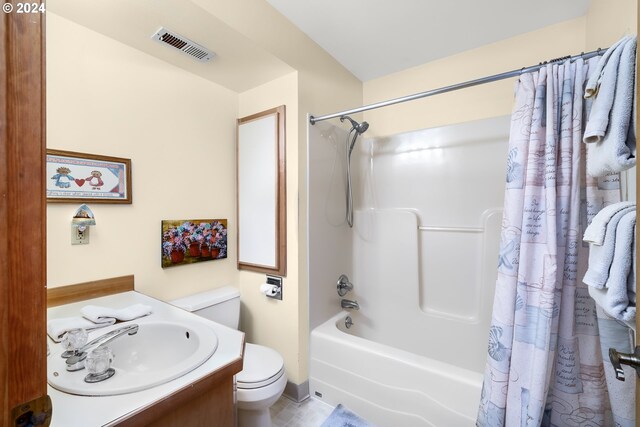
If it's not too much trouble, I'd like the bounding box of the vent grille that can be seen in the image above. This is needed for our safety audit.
[151,27,215,62]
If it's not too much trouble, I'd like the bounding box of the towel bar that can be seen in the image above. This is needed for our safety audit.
[418,225,483,233]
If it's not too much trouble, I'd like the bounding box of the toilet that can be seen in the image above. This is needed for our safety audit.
[171,286,287,427]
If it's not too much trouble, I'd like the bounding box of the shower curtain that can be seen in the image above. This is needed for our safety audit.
[477,58,622,426]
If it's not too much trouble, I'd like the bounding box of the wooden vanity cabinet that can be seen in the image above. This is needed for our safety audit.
[115,357,243,427]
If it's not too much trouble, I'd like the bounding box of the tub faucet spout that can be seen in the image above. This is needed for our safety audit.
[341,299,359,310]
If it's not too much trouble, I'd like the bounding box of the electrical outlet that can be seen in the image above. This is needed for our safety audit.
[71,226,90,245]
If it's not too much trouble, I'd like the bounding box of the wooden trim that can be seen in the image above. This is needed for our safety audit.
[632,2,640,420]
[1,14,10,426]
[237,105,287,277]
[276,105,287,276]
[47,275,135,307]
[112,356,244,427]
[45,149,133,204]
[1,10,48,425]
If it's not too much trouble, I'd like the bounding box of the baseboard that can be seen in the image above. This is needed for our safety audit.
[283,380,309,402]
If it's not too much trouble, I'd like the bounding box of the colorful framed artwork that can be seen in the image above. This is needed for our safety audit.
[162,219,228,268]
[46,149,132,204]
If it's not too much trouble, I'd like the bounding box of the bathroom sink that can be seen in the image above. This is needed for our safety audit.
[47,320,218,396]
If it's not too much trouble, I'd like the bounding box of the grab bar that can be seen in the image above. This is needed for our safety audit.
[418,225,483,233]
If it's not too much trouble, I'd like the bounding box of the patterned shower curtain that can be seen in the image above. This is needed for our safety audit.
[477,58,621,426]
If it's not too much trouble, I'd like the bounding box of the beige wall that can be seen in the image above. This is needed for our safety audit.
[200,0,363,384]
[46,6,362,388]
[363,17,587,137]
[237,72,303,383]
[48,0,634,391]
[363,1,636,138]
[586,0,637,50]
[46,12,240,300]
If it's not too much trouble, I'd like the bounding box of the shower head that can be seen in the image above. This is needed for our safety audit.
[340,115,369,134]
[341,115,369,158]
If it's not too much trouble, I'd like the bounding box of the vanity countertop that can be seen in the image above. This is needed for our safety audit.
[46,291,244,427]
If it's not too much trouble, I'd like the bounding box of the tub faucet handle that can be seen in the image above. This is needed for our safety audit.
[337,274,353,297]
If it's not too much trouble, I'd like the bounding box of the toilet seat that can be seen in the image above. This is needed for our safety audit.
[237,343,285,390]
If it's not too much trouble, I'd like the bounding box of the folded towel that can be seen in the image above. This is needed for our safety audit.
[47,316,115,342]
[81,303,152,323]
[583,201,635,245]
[604,212,636,322]
[591,288,636,330]
[584,36,631,143]
[585,36,637,176]
[585,35,633,99]
[583,206,636,288]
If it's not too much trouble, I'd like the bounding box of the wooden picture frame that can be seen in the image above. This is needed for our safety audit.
[46,149,132,204]
[236,105,286,276]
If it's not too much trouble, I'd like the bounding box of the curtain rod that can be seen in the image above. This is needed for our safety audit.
[309,48,607,125]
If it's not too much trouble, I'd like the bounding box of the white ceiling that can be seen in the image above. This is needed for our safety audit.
[47,0,592,91]
[265,0,591,81]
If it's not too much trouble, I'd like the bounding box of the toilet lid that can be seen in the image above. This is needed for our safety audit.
[236,343,285,389]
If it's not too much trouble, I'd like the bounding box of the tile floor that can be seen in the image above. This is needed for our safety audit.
[270,395,335,427]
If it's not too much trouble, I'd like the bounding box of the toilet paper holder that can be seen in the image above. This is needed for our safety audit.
[261,275,283,300]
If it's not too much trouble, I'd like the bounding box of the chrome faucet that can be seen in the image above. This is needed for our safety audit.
[65,324,139,371]
[337,274,353,296]
[341,299,359,310]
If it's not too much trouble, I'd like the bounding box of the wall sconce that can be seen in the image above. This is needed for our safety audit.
[71,204,95,245]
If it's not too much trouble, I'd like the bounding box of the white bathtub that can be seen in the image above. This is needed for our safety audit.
[310,311,483,427]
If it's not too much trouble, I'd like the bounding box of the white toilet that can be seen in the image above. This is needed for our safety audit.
[171,286,287,427]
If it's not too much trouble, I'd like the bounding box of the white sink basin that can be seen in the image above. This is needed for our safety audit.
[48,320,218,396]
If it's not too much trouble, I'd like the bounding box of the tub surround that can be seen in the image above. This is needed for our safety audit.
[47,290,244,427]
[308,117,508,426]
[311,312,482,426]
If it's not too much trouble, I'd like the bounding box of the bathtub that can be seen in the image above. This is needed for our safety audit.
[310,311,483,427]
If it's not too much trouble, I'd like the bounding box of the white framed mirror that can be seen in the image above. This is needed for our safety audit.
[237,105,286,276]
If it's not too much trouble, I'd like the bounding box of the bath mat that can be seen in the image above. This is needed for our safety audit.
[320,404,376,427]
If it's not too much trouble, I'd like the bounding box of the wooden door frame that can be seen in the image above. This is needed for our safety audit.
[0,10,47,427]
[636,3,640,425]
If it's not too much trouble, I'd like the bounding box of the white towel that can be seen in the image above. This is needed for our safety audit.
[591,288,635,330]
[585,36,637,176]
[584,36,631,143]
[81,303,152,323]
[585,35,633,99]
[47,316,115,342]
[583,201,635,245]
[604,212,636,322]
[583,206,636,288]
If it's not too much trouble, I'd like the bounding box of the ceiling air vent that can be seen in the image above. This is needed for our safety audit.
[151,27,215,63]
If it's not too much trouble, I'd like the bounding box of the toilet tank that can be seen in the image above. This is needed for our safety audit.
[170,286,240,330]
